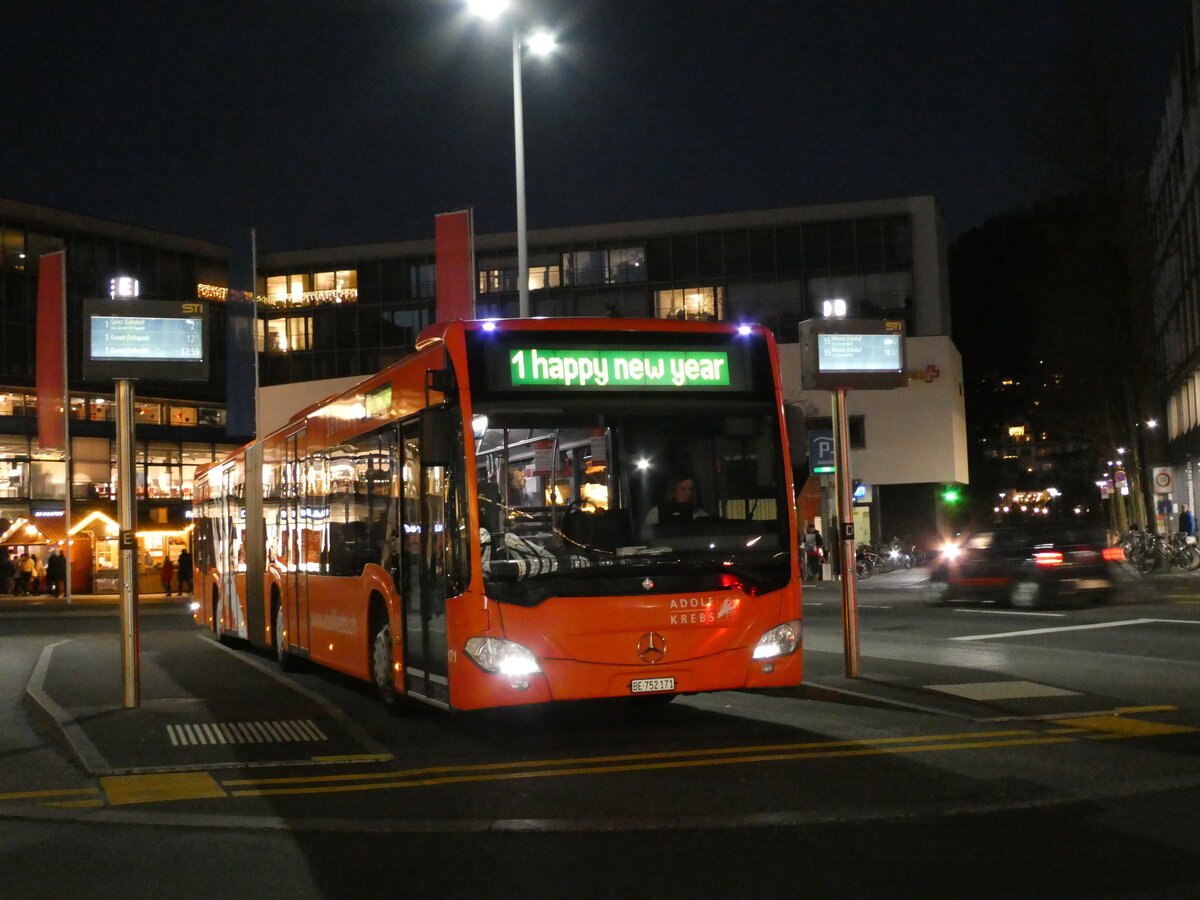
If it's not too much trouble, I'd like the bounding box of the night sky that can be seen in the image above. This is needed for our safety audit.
[0,1,1184,252]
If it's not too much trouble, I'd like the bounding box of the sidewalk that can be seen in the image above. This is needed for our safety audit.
[22,620,393,777]
[0,592,191,613]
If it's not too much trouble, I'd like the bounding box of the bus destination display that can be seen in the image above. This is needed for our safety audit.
[508,347,734,389]
[90,315,203,360]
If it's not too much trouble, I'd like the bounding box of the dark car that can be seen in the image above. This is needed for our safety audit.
[926,524,1121,609]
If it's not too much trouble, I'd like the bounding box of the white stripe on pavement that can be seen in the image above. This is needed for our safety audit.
[952,618,1200,642]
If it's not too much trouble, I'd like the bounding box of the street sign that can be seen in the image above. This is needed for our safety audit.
[809,430,835,473]
[1152,467,1173,493]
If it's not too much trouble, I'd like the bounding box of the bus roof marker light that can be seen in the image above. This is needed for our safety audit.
[482,320,498,332]
[737,324,752,336]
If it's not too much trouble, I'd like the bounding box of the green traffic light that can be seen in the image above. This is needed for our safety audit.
[942,487,961,503]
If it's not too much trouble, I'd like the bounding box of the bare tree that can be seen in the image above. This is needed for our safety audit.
[1021,10,1162,533]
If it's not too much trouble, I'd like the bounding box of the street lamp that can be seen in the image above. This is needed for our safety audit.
[466,1,556,318]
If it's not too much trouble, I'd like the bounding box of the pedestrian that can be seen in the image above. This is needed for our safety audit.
[160,554,175,596]
[46,548,67,598]
[176,548,194,595]
[0,548,13,595]
[1179,506,1196,537]
[29,553,45,594]
[15,552,32,595]
[804,523,824,581]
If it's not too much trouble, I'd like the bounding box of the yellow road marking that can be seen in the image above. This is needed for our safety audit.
[42,799,106,809]
[310,754,393,763]
[1051,715,1198,737]
[228,734,1081,798]
[223,730,1041,789]
[101,772,226,806]
[0,788,100,803]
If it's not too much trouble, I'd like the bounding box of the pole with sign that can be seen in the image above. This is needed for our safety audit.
[800,318,907,677]
[116,379,139,708]
[831,387,859,675]
[82,289,210,709]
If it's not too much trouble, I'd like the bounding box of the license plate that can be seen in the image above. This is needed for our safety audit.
[631,677,675,694]
[1072,578,1110,590]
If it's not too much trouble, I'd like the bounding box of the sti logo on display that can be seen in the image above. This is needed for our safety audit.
[508,348,732,389]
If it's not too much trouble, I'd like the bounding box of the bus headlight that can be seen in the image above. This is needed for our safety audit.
[753,619,802,659]
[464,637,542,676]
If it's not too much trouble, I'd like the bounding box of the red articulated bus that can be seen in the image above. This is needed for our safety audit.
[191,317,802,711]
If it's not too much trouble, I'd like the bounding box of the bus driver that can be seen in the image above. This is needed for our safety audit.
[644,476,708,527]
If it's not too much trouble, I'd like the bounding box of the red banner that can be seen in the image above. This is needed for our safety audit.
[435,209,475,322]
[36,250,67,451]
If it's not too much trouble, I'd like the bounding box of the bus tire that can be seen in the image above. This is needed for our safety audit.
[371,603,400,708]
[273,599,299,671]
[212,589,234,646]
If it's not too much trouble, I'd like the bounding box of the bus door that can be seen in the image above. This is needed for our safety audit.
[286,430,311,653]
[398,421,450,705]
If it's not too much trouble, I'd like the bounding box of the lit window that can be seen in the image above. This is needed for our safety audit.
[655,287,723,321]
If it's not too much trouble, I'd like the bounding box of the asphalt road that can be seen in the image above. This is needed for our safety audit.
[1,572,1197,898]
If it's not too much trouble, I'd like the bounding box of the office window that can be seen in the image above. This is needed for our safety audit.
[264,317,312,353]
[607,247,645,283]
[655,286,724,321]
[410,263,436,299]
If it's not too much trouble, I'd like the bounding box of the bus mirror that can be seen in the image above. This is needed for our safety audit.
[426,368,454,394]
[420,406,456,467]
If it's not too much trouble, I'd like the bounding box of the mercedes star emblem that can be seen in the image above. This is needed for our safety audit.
[637,632,666,664]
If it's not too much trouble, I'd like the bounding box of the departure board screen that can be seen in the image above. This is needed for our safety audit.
[90,316,204,360]
[82,298,210,381]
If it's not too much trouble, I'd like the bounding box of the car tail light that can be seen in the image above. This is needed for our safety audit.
[1034,550,1063,568]
[1102,547,1124,562]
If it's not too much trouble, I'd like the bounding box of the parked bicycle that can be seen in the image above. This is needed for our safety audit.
[1118,529,1200,574]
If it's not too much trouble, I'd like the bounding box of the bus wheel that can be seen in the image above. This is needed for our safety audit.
[371,617,399,707]
[274,601,299,671]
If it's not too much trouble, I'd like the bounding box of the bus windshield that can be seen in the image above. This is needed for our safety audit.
[473,405,790,596]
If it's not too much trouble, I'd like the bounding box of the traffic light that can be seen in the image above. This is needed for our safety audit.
[941,485,962,504]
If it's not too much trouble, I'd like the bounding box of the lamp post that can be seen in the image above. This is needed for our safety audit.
[466,1,556,318]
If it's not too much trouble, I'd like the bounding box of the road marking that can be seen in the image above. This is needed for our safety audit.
[926,681,1079,701]
[0,787,100,803]
[166,719,329,746]
[950,618,1200,642]
[1050,715,1198,737]
[101,772,226,806]
[223,733,1086,798]
[954,609,1065,618]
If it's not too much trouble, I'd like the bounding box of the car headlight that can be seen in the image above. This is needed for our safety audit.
[753,619,802,659]
[940,541,962,562]
[464,637,541,675]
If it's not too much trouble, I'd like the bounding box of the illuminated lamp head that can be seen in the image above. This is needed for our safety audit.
[482,320,498,332]
[737,324,753,336]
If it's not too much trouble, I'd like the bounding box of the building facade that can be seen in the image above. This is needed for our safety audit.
[1151,0,1200,517]
[0,193,963,585]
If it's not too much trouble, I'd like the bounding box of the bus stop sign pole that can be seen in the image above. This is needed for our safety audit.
[832,387,860,677]
[116,378,140,708]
